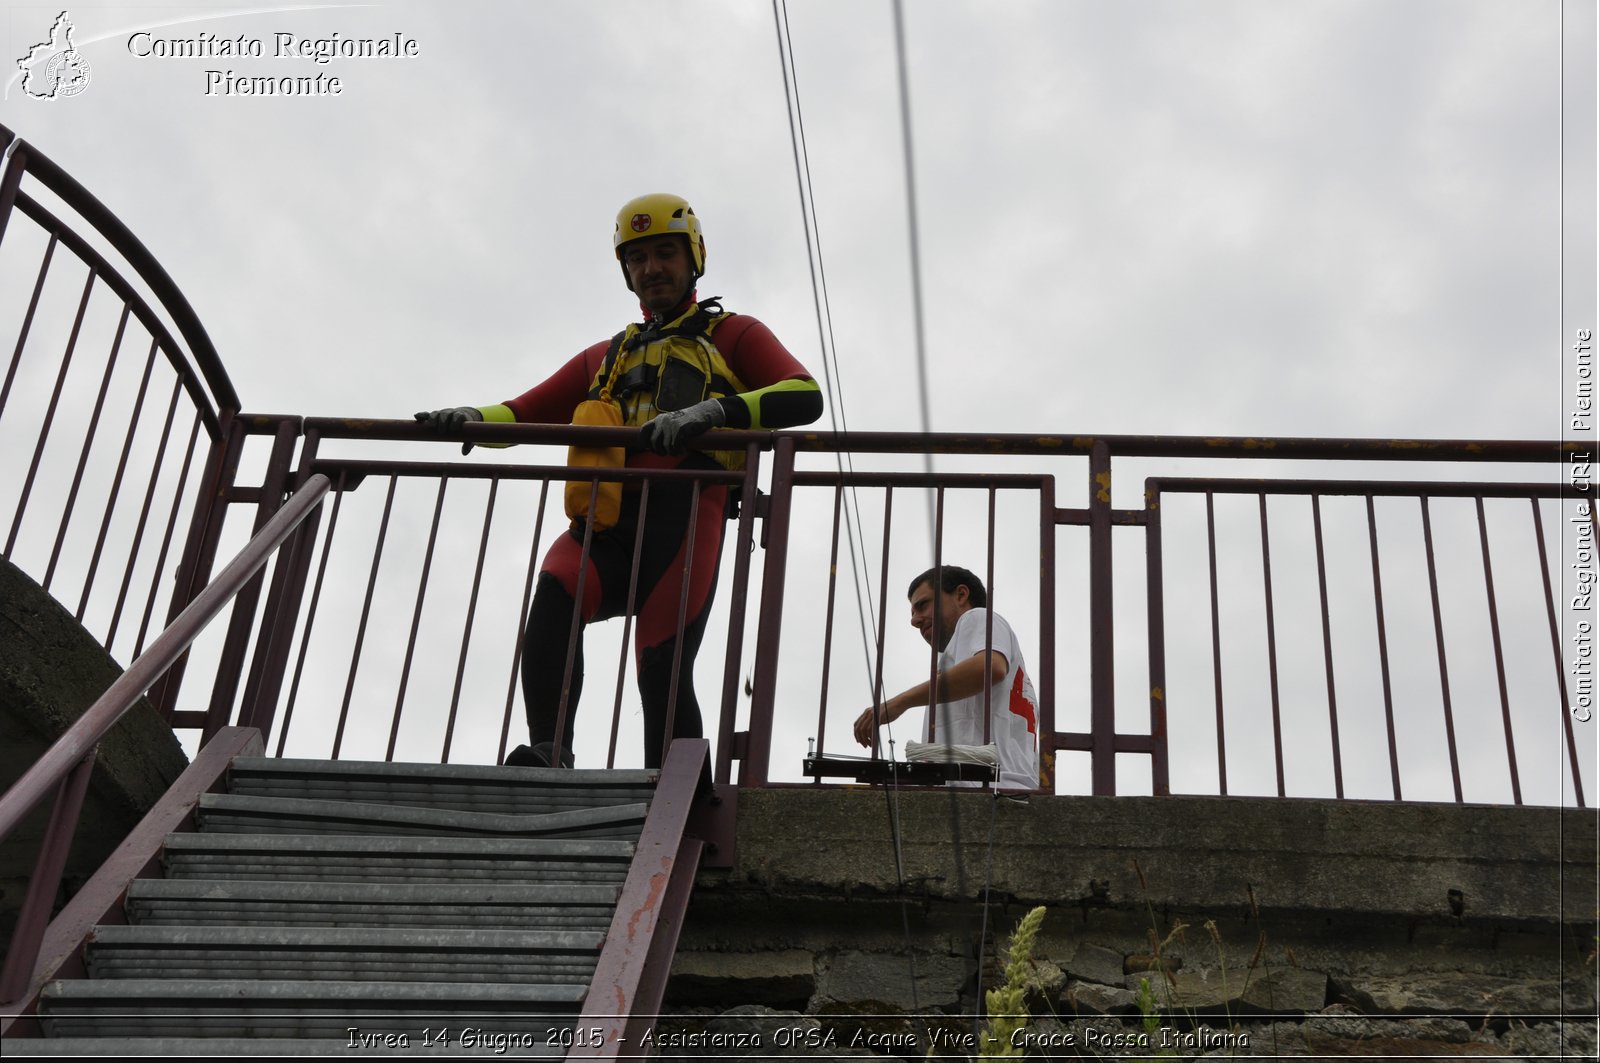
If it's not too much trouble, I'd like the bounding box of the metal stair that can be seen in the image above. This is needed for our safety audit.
[10,747,706,1056]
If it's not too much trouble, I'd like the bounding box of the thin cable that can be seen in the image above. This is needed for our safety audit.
[891,3,993,1037]
[772,0,881,690]
[891,0,938,533]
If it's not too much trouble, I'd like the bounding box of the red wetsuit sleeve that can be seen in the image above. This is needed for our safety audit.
[712,314,823,430]
[499,340,610,423]
[712,315,812,387]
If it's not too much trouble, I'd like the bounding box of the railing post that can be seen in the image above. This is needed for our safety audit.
[715,445,763,788]
[199,418,300,741]
[1038,475,1057,790]
[743,435,796,787]
[1144,479,1170,795]
[1088,440,1116,795]
[0,750,95,1003]
[151,409,244,722]
[0,138,28,253]
[238,428,323,740]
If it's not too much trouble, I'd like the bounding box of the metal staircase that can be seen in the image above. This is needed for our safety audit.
[8,743,707,1056]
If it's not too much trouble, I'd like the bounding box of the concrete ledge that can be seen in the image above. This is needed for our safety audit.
[674,787,1596,1029]
[710,788,1596,922]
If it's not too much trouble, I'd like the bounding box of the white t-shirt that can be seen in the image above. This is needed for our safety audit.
[928,608,1040,791]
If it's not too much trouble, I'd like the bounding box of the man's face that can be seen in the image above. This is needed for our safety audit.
[622,235,694,314]
[908,579,969,651]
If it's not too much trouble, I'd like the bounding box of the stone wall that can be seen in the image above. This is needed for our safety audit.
[662,788,1598,1058]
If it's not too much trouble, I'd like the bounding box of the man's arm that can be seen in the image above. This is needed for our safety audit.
[852,650,1009,748]
[711,316,822,430]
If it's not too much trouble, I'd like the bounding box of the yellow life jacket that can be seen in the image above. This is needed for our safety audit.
[589,299,748,471]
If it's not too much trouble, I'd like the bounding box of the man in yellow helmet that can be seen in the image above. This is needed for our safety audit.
[418,193,821,781]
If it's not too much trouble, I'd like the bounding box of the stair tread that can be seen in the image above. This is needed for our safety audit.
[198,792,648,837]
[196,787,646,838]
[160,832,635,858]
[127,878,618,905]
[89,925,605,949]
[41,977,588,1003]
[232,755,656,787]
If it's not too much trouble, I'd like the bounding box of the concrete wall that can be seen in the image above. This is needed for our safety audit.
[665,788,1597,1058]
[0,560,188,954]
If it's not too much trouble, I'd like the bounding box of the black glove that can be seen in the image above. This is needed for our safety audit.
[639,399,727,455]
[414,406,482,454]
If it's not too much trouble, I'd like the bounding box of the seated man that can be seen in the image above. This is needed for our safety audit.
[853,565,1040,791]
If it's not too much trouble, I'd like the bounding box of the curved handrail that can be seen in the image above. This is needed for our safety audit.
[0,122,238,414]
[0,474,330,842]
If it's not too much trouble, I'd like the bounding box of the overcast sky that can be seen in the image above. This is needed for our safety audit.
[1,1,1594,804]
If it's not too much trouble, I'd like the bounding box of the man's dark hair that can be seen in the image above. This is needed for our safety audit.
[907,565,987,608]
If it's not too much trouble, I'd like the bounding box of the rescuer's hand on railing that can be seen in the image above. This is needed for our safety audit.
[638,399,726,455]
[414,406,483,454]
[414,406,483,429]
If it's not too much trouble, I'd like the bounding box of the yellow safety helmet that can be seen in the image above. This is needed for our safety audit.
[613,193,705,288]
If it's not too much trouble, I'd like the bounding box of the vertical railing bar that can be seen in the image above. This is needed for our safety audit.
[1311,494,1344,799]
[659,480,704,766]
[715,446,763,787]
[1258,493,1285,797]
[332,474,397,760]
[1037,476,1055,789]
[45,302,130,592]
[6,265,96,560]
[1143,480,1169,796]
[276,471,347,758]
[132,410,203,660]
[929,486,945,746]
[979,487,994,757]
[1366,495,1403,801]
[387,477,448,762]
[869,487,894,759]
[1475,496,1521,804]
[441,478,499,763]
[1206,492,1228,795]
[499,479,550,763]
[554,480,602,767]
[608,480,653,770]
[86,337,160,627]
[1529,498,1585,807]
[0,234,57,423]
[1419,497,1464,802]
[813,483,846,768]
[1087,441,1115,795]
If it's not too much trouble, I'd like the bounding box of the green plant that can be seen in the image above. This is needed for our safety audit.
[977,905,1046,1060]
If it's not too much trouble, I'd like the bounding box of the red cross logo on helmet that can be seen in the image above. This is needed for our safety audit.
[630,213,652,233]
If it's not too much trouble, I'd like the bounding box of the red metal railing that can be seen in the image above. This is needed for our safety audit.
[133,416,1587,810]
[0,125,241,714]
[0,474,329,1006]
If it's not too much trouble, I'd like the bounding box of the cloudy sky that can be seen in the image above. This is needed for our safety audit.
[1,1,1594,803]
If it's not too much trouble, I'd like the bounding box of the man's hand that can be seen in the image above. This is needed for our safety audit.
[853,707,880,748]
[639,398,726,455]
[414,406,483,455]
[854,703,903,748]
